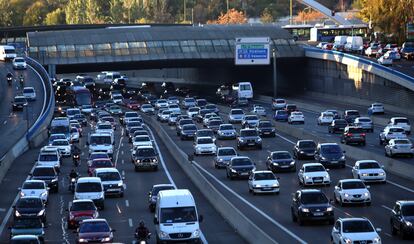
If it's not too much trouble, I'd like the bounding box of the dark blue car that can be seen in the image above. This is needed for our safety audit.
[274,110,288,121]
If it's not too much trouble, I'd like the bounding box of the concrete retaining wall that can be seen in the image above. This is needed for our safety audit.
[145,115,277,244]
[257,95,414,181]
[0,136,29,183]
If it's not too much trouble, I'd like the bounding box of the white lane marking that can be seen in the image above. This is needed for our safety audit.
[122,170,125,176]
[381,205,393,211]
[128,218,133,227]
[60,195,70,243]
[124,184,127,190]
[116,203,122,214]
[125,200,130,207]
[121,159,125,165]
[3,121,6,125]
[114,128,124,166]
[384,232,392,237]
[26,63,47,129]
[145,124,208,244]
[192,161,306,244]
[0,208,6,212]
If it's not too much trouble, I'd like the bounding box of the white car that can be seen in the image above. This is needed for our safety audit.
[388,117,411,135]
[12,57,27,69]
[70,127,80,143]
[132,135,153,148]
[203,113,219,126]
[19,180,49,203]
[242,115,260,128]
[248,171,280,195]
[251,105,266,117]
[385,139,414,157]
[50,139,71,157]
[272,98,286,110]
[36,149,61,170]
[193,137,216,155]
[379,126,407,144]
[354,117,374,132]
[228,109,245,123]
[168,104,180,113]
[81,105,93,114]
[140,104,154,114]
[298,163,330,186]
[217,124,237,140]
[368,103,384,114]
[351,160,386,183]
[384,50,401,60]
[95,122,114,135]
[155,99,168,109]
[288,112,305,124]
[186,107,200,118]
[378,55,393,66]
[333,179,371,206]
[317,112,334,125]
[111,94,123,104]
[331,218,382,244]
[22,87,36,101]
[365,46,380,56]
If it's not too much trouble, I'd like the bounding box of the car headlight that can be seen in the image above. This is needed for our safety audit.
[301,208,309,212]
[102,237,111,242]
[218,158,223,162]
[20,192,25,197]
[344,193,350,198]
[290,161,295,165]
[51,178,58,182]
[41,192,47,197]
[272,162,279,166]
[152,158,157,162]
[239,139,245,142]
[78,238,88,243]
[405,220,412,226]
[117,182,123,187]
[192,229,200,238]
[257,138,262,142]
[254,184,262,188]
[379,172,385,176]
[272,183,279,187]
[373,237,381,243]
[15,210,21,217]
[343,238,352,244]
[326,207,333,211]
[231,169,237,173]
[37,209,45,216]
[320,157,327,161]
[364,192,369,197]
[159,231,169,238]
[340,156,346,160]
[361,173,369,177]
[305,176,311,180]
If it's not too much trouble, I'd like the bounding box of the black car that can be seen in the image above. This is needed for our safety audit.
[226,156,255,180]
[390,200,414,239]
[12,96,28,111]
[340,126,366,146]
[196,109,214,123]
[266,151,296,172]
[237,129,262,150]
[180,124,198,140]
[315,143,346,168]
[9,217,45,242]
[293,140,317,160]
[285,104,297,114]
[256,120,276,137]
[14,197,46,223]
[30,166,59,193]
[328,119,348,133]
[343,110,360,124]
[206,120,221,133]
[291,189,334,225]
[131,146,159,171]
[73,114,87,127]
[196,99,208,108]
[148,184,175,212]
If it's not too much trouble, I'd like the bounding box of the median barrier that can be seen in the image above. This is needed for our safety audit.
[144,114,277,244]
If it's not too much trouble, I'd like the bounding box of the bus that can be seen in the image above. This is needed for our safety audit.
[310,24,368,42]
[49,117,70,140]
[282,24,314,41]
[66,86,92,107]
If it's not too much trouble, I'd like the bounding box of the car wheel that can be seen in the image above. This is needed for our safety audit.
[226,171,229,178]
[390,151,393,158]
[298,215,304,226]
[248,187,252,193]
[291,208,297,222]
[366,202,371,206]
[390,222,397,235]
[329,219,335,225]
[339,197,344,207]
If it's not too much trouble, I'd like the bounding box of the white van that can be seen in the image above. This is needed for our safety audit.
[334,36,348,45]
[154,189,203,243]
[104,72,121,84]
[344,36,364,53]
[232,82,253,99]
[0,45,17,61]
[87,132,114,158]
[74,177,105,209]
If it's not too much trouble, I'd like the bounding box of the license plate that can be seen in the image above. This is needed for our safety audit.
[264,132,270,134]
[248,143,255,146]
[313,213,324,216]
[107,189,119,192]
[331,161,338,164]
[262,188,272,190]
[241,172,249,175]
[281,165,289,168]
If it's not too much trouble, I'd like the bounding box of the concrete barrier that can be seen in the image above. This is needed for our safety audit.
[145,115,277,244]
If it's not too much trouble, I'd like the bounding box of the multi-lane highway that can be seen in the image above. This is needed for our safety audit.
[0,103,245,243]
[0,61,45,157]
[148,99,414,243]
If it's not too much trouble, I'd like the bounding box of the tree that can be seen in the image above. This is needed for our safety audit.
[23,0,49,26]
[9,0,33,26]
[109,0,124,23]
[44,7,66,25]
[295,9,324,23]
[65,0,87,24]
[150,0,174,23]
[214,8,247,24]
[193,3,208,24]
[0,0,13,26]
[260,8,274,23]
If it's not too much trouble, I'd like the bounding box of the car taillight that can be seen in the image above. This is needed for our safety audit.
[346,133,353,136]
[361,133,366,137]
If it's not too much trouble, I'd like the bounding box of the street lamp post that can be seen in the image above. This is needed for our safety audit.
[272,48,277,97]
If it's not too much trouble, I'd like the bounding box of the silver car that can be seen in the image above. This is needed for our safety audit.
[217,124,237,140]
[228,109,245,123]
[214,147,237,168]
[385,139,414,157]
[354,117,374,132]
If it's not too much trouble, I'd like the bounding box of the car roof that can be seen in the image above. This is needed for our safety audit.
[298,189,322,193]
[197,136,213,140]
[271,150,290,154]
[81,218,107,223]
[73,199,94,204]
[94,168,120,174]
[23,179,45,184]
[397,200,414,206]
[231,156,250,160]
[218,147,236,150]
[356,160,378,164]
[303,163,324,167]
[136,145,154,149]
[153,184,175,188]
[252,170,274,174]
[339,179,363,183]
[77,177,102,183]
[319,143,339,146]
[339,217,369,223]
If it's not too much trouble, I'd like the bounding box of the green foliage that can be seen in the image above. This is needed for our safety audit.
[23,0,49,26]
[44,7,66,25]
[0,0,14,27]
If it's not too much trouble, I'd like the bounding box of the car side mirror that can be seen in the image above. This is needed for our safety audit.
[366,185,370,189]
[28,173,32,176]
[343,151,346,153]
[376,228,382,233]
[199,214,204,222]
[326,169,330,172]
[153,218,159,225]
[111,229,116,232]
[17,187,21,191]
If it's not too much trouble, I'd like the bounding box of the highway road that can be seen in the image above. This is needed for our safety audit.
[0,105,245,243]
[0,61,45,157]
[148,100,414,243]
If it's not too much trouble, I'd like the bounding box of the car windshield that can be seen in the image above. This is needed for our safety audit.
[272,152,292,160]
[305,165,325,172]
[71,128,78,133]
[22,182,44,189]
[180,120,193,126]
[232,158,252,166]
[90,136,111,145]
[17,198,42,208]
[142,104,152,109]
[240,130,258,137]
[189,108,199,112]
[135,148,156,157]
[160,207,197,223]
[13,218,42,229]
[220,125,233,130]
[101,117,114,123]
[395,119,410,124]
[395,139,410,144]
[389,128,405,133]
[91,160,112,167]
[134,136,150,142]
[152,186,175,196]
[347,111,359,116]
[50,126,69,134]
[231,110,243,115]
[185,98,195,102]
[50,135,66,141]
[402,205,414,216]
[125,113,138,118]
[359,162,380,169]
[32,168,55,176]
[23,88,34,93]
[259,122,272,127]
[321,145,342,154]
[98,124,112,130]
[209,120,221,126]
[197,100,207,106]
[183,125,197,131]
[162,111,172,115]
[71,202,96,211]
[97,172,120,181]
[298,141,316,148]
[39,154,58,161]
[15,97,26,103]
[335,120,347,125]
[218,149,236,156]
[255,173,275,180]
[79,222,110,233]
[348,128,364,133]
[90,153,109,160]
[127,122,141,127]
[277,111,287,115]
[301,192,328,204]
[52,140,69,146]
[342,181,366,189]
[198,138,213,144]
[197,130,213,137]
[67,109,80,116]
[342,220,374,233]
[358,118,371,122]
[76,183,102,193]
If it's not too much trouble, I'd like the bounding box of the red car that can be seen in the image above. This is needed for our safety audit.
[124,99,140,110]
[76,219,114,243]
[88,158,113,176]
[67,199,99,229]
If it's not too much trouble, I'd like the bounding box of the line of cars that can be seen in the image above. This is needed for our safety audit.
[147,94,414,243]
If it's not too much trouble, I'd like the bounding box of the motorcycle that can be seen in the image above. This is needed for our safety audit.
[7,76,12,86]
[19,76,24,86]
[135,232,151,244]
[72,153,80,167]
[69,177,77,193]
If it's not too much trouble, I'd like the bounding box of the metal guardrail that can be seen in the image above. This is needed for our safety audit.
[25,57,54,140]
[304,47,414,85]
